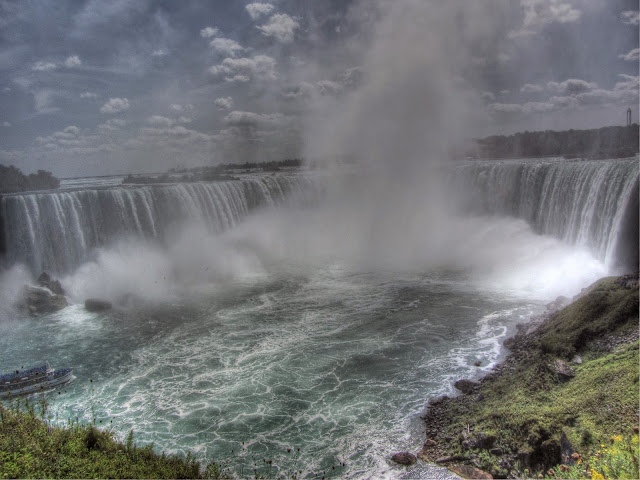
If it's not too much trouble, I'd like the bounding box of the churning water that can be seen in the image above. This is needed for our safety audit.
[0,158,636,478]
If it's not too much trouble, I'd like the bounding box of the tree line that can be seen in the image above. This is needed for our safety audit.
[470,125,639,159]
[0,164,60,194]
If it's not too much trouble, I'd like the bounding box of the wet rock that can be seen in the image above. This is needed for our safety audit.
[435,456,456,463]
[571,355,582,364]
[554,359,575,378]
[85,298,112,312]
[546,296,569,313]
[454,379,479,394]
[449,464,493,479]
[37,271,65,295]
[22,285,68,316]
[424,439,437,448]
[490,447,503,455]
[428,395,448,406]
[390,452,417,465]
[474,360,482,367]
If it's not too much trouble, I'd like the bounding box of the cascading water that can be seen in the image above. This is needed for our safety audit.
[449,157,639,270]
[1,174,320,275]
[1,160,637,276]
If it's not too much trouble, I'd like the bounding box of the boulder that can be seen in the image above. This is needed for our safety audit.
[554,359,575,379]
[37,272,65,295]
[23,285,67,316]
[390,452,417,466]
[546,296,569,313]
[449,464,493,479]
[428,395,448,406]
[454,379,479,394]
[85,298,112,312]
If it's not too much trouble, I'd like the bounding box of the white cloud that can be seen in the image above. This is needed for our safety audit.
[214,97,234,110]
[2,121,11,127]
[488,101,555,114]
[151,49,168,57]
[488,103,524,113]
[210,38,244,56]
[480,91,496,102]
[100,97,130,114]
[200,26,219,38]
[621,10,640,25]
[146,115,174,127]
[521,83,544,93]
[32,61,57,71]
[245,3,274,21]
[36,125,82,144]
[33,89,59,114]
[547,78,596,95]
[64,55,81,67]
[619,48,640,62]
[257,13,299,43]
[97,118,128,132]
[489,75,639,115]
[224,111,287,129]
[130,125,214,152]
[169,104,194,113]
[209,55,277,82]
[80,91,98,99]
[511,0,581,37]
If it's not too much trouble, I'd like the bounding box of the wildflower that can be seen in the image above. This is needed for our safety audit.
[590,468,604,480]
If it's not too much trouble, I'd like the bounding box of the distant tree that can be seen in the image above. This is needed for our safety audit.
[0,164,60,193]
[471,125,639,159]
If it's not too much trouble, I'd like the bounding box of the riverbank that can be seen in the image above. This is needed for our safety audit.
[0,399,218,478]
[419,274,639,479]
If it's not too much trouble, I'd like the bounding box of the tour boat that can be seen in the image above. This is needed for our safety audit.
[0,363,74,398]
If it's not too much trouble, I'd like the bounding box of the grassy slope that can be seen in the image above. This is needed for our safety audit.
[0,401,205,479]
[421,276,639,478]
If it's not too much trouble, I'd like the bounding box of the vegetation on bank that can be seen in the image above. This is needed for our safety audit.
[421,275,639,479]
[0,164,60,194]
[0,398,211,478]
[470,125,639,159]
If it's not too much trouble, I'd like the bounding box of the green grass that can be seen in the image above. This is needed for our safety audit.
[430,276,639,478]
[0,398,206,479]
[538,276,638,358]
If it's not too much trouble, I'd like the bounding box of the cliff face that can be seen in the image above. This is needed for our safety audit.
[420,275,639,479]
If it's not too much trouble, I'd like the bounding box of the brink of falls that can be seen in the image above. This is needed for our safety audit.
[1,158,638,275]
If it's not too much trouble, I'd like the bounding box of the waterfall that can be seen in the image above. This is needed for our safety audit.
[450,158,639,269]
[1,160,638,276]
[1,174,321,275]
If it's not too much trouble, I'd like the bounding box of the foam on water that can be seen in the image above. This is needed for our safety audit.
[0,256,542,479]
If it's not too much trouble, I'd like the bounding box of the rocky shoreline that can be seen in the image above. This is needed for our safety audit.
[409,274,639,479]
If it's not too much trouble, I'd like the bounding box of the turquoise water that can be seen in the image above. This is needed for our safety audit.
[1,259,543,478]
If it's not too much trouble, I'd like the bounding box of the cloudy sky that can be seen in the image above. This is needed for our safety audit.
[0,0,638,177]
